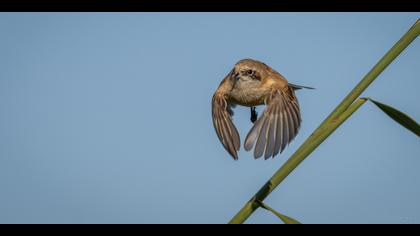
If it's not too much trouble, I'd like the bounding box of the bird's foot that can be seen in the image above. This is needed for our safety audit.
[250,107,258,123]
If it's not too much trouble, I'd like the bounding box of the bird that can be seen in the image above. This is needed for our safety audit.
[211,58,313,160]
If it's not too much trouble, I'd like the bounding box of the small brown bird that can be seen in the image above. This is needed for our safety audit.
[212,59,313,160]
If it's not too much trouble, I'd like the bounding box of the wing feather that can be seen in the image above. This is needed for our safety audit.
[281,103,290,153]
[264,105,278,159]
[212,93,240,160]
[254,111,270,159]
[244,86,302,159]
[244,113,265,151]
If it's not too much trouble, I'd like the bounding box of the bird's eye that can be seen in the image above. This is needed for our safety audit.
[247,70,254,75]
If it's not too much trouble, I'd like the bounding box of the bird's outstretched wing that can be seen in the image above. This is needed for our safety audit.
[244,86,301,159]
[212,92,241,160]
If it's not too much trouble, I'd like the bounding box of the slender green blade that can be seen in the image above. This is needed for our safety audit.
[256,200,301,224]
[367,98,420,137]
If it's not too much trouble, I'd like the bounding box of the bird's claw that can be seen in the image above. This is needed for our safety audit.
[250,107,258,123]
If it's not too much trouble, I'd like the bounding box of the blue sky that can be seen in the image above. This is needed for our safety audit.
[0,13,419,224]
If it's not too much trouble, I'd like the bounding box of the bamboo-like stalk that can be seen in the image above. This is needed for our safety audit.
[228,19,420,224]
[229,98,367,224]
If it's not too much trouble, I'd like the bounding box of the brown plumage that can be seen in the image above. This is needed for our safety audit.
[212,59,313,160]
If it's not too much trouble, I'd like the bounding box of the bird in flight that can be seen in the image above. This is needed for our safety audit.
[212,59,313,160]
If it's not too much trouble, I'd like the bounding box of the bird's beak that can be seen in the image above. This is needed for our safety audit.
[231,71,239,89]
[233,71,239,79]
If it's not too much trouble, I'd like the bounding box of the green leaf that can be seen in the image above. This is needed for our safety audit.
[256,200,301,224]
[367,98,420,137]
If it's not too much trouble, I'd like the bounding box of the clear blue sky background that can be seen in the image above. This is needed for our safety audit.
[0,13,419,224]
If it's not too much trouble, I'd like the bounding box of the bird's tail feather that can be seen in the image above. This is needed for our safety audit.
[288,83,315,90]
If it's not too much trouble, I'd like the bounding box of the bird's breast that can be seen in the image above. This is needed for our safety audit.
[229,84,268,107]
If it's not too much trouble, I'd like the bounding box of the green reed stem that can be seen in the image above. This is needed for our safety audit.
[228,19,420,224]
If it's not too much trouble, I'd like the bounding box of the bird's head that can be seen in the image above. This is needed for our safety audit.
[231,59,262,83]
